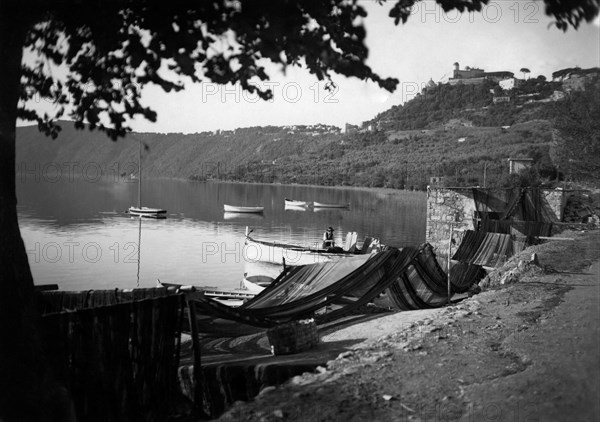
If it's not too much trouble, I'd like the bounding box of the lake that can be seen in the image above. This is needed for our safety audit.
[16,176,426,290]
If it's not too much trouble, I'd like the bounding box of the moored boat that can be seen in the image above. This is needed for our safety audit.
[245,235,341,266]
[313,201,350,208]
[241,274,275,293]
[127,139,167,218]
[127,206,167,218]
[243,227,379,266]
[157,280,257,306]
[224,204,265,213]
[284,198,311,207]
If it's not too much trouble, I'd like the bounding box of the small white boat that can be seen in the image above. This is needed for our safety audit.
[127,139,167,218]
[313,201,350,208]
[284,198,311,207]
[128,206,167,218]
[224,204,264,213]
[241,274,275,293]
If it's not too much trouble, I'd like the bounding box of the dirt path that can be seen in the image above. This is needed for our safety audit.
[217,231,600,422]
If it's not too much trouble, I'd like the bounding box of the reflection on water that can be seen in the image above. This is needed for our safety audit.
[284,205,309,212]
[223,211,264,221]
[17,177,426,290]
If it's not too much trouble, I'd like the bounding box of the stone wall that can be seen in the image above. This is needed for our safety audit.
[542,189,568,221]
[426,188,477,259]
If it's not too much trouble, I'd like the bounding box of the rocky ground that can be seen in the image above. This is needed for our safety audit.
[216,229,600,422]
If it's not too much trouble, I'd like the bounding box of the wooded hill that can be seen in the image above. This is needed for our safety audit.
[16,70,599,190]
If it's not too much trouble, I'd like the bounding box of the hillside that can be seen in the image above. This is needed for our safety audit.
[368,78,562,131]
[16,68,599,190]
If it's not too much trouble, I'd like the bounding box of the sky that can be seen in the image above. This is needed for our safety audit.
[24,1,600,134]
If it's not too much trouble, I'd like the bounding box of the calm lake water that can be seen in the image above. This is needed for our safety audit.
[17,177,426,290]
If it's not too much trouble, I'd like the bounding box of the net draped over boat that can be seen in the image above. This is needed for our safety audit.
[191,245,484,331]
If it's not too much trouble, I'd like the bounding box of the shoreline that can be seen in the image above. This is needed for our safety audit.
[216,229,600,422]
[183,178,426,197]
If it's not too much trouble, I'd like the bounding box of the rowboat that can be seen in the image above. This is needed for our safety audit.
[128,139,167,218]
[241,274,275,293]
[157,280,257,306]
[244,235,343,265]
[224,204,264,213]
[313,201,350,208]
[243,227,379,266]
[284,198,311,207]
[127,206,167,218]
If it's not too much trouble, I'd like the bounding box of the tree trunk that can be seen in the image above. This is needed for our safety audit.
[0,4,73,421]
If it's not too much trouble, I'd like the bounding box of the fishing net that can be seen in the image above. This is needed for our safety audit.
[190,245,484,329]
[472,187,557,224]
[462,188,557,267]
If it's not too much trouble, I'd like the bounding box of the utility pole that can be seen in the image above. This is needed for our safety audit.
[447,223,454,306]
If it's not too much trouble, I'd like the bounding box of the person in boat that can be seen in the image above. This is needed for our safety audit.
[322,227,335,249]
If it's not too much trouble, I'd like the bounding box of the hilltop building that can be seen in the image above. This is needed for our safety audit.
[448,62,514,86]
[343,123,359,134]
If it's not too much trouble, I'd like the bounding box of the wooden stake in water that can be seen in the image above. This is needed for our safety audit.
[137,216,142,288]
[138,139,142,208]
[447,223,453,306]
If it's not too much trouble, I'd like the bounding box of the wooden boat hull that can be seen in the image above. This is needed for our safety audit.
[224,204,264,213]
[128,206,167,218]
[284,199,311,207]
[241,274,275,293]
[157,281,257,303]
[244,235,351,266]
[313,201,349,208]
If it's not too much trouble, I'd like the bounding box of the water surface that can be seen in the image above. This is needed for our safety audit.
[17,177,426,290]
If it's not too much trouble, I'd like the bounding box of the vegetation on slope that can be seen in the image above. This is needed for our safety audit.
[16,71,599,190]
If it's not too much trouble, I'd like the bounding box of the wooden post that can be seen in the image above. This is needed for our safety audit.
[187,298,205,418]
[138,138,142,208]
[483,162,488,188]
[447,223,453,306]
[136,216,142,288]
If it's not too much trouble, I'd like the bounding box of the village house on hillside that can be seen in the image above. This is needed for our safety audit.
[448,62,514,86]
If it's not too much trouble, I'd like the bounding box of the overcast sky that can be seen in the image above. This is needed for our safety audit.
[24,1,600,134]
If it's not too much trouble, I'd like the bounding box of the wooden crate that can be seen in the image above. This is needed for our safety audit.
[266,318,319,355]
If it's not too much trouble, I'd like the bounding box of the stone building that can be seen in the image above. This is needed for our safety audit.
[448,62,514,86]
